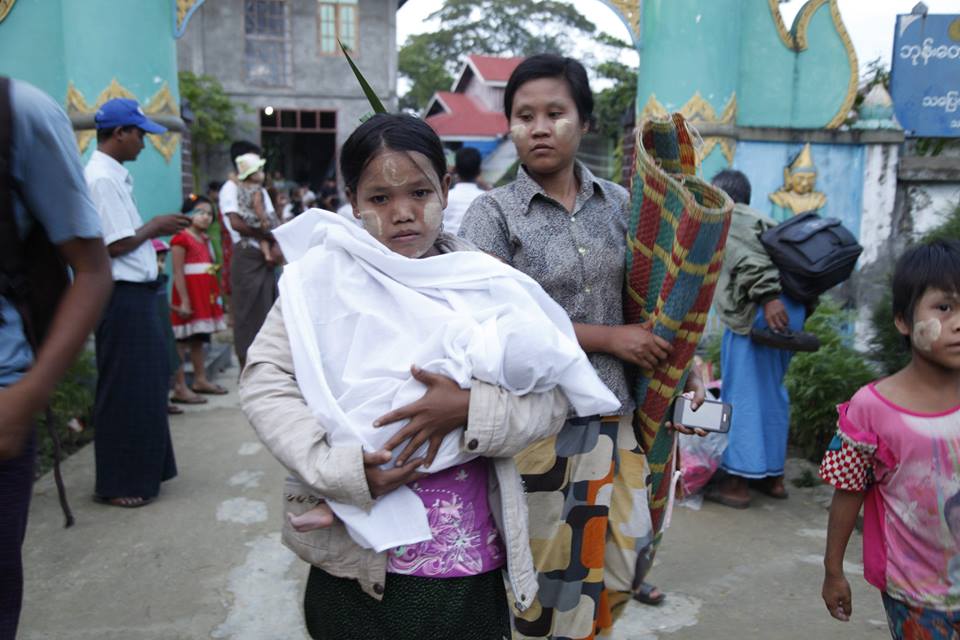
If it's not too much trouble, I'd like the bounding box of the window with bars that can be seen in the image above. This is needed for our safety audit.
[245,0,291,86]
[317,0,358,56]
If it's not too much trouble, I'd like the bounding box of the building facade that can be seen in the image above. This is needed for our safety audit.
[177,0,401,188]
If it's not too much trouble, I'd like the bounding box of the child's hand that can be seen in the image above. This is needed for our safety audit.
[822,573,852,621]
[174,303,192,319]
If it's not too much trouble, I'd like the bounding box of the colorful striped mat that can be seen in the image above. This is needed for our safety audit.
[625,113,733,543]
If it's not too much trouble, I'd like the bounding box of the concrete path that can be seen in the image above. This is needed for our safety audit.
[19,368,886,639]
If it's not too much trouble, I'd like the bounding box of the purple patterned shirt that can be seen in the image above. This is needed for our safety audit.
[386,458,505,578]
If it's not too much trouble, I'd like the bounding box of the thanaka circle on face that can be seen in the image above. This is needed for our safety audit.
[913,318,942,353]
[554,118,576,141]
[510,124,529,143]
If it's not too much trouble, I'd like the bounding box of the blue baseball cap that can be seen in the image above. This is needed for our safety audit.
[94,98,167,134]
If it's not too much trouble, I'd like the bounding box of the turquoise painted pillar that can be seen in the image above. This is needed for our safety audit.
[0,0,184,221]
[636,0,742,179]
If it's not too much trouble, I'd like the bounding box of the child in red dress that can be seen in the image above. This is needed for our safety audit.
[171,195,228,395]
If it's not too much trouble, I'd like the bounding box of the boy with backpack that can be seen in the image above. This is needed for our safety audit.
[0,77,112,639]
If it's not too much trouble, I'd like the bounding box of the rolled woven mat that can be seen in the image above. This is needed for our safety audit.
[625,112,733,541]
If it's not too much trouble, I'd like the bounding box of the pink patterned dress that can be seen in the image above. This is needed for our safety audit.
[387,458,505,578]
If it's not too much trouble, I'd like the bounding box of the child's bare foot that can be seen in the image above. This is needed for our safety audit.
[288,503,336,532]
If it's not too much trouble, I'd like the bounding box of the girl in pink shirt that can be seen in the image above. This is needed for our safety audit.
[820,240,960,639]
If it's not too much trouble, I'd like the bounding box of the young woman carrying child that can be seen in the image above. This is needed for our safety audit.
[239,114,585,640]
[170,195,227,395]
[821,240,960,638]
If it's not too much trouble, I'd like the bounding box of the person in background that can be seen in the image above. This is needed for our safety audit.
[708,169,804,509]
[235,153,277,266]
[319,176,339,211]
[219,141,279,369]
[85,97,190,509]
[820,240,960,637]
[170,195,227,396]
[0,77,112,640]
[206,180,232,323]
[276,191,291,222]
[443,147,485,236]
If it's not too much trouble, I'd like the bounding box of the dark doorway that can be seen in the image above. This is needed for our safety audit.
[260,108,337,191]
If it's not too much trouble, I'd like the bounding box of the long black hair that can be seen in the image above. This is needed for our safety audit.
[339,113,446,193]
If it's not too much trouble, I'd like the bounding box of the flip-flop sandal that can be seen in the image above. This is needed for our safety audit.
[704,485,751,509]
[93,495,155,509]
[171,395,207,404]
[632,582,666,606]
[191,384,228,395]
[167,404,185,415]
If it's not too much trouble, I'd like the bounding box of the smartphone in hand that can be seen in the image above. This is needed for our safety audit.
[672,396,732,433]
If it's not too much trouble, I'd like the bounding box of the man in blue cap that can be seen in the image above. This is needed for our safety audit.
[84,98,190,509]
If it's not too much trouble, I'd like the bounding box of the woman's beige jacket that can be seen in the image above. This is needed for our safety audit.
[238,237,569,612]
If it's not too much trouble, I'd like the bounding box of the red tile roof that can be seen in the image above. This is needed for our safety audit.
[468,55,525,84]
[426,111,508,138]
[425,92,507,138]
[432,91,482,115]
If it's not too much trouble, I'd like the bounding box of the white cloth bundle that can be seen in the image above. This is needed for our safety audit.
[273,210,619,551]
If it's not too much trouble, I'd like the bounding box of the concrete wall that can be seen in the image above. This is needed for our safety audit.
[177,0,398,182]
[851,145,959,349]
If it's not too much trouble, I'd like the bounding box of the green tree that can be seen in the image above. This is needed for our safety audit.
[398,0,597,111]
[593,58,637,141]
[178,71,242,188]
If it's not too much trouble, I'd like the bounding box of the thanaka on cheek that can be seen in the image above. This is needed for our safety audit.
[359,210,382,237]
[554,118,575,141]
[510,124,529,143]
[913,318,942,352]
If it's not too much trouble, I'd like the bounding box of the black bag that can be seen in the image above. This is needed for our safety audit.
[760,212,862,304]
[0,76,75,526]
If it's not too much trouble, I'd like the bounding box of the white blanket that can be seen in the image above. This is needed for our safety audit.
[273,210,619,551]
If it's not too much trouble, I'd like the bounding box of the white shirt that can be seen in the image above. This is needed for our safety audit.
[84,150,157,282]
[444,181,484,236]
[219,179,276,245]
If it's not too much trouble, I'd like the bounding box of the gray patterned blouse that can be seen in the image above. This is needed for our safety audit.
[459,161,634,415]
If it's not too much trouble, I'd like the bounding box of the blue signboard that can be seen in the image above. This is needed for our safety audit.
[890,14,960,137]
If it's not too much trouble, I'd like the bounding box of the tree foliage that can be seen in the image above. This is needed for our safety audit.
[178,71,239,148]
[785,301,876,461]
[398,0,598,110]
[593,59,637,140]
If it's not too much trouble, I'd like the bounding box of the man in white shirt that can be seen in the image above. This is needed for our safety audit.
[218,140,279,368]
[84,98,190,508]
[445,147,485,237]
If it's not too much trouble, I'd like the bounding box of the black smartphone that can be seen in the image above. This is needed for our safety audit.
[671,396,732,433]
